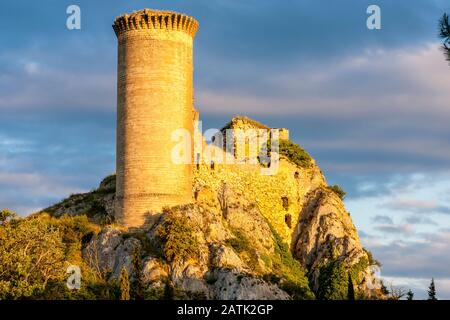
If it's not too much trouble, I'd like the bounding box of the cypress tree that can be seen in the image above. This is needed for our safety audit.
[132,247,144,300]
[347,273,355,300]
[119,267,130,300]
[428,278,437,300]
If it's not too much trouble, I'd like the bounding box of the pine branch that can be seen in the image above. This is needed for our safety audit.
[439,13,450,40]
[439,13,450,64]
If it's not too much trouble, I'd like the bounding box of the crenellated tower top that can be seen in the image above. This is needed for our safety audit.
[113,9,199,38]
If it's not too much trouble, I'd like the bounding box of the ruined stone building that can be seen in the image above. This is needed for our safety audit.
[114,9,290,228]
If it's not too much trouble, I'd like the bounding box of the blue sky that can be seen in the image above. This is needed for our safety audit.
[1,0,450,299]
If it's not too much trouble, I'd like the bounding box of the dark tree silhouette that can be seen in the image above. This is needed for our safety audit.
[132,247,144,300]
[428,278,437,300]
[439,13,450,63]
[347,274,355,300]
[406,289,414,300]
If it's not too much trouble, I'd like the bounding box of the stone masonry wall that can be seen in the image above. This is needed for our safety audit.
[115,10,199,228]
[194,155,326,245]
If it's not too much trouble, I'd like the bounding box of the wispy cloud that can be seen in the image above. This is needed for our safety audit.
[375,224,415,237]
[370,229,450,279]
[0,171,87,215]
[384,198,450,215]
[0,58,115,111]
[372,215,394,225]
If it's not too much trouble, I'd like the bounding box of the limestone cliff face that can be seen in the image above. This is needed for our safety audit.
[44,120,381,299]
[293,188,377,295]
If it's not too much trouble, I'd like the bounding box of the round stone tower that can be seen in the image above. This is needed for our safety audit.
[113,9,199,228]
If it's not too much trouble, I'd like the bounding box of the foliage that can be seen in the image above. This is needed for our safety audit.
[348,256,369,285]
[388,284,408,300]
[154,211,200,264]
[123,230,159,257]
[278,140,313,168]
[226,229,252,254]
[42,182,116,226]
[406,289,414,300]
[226,228,259,270]
[221,116,269,131]
[327,185,346,200]
[439,13,450,63]
[315,256,370,300]
[380,281,389,296]
[317,260,348,300]
[0,210,114,300]
[99,174,116,192]
[347,274,355,300]
[119,268,130,300]
[48,214,100,263]
[0,208,16,225]
[428,278,437,300]
[363,248,382,267]
[38,277,120,300]
[132,248,144,300]
[144,286,166,300]
[268,224,315,300]
[0,213,66,299]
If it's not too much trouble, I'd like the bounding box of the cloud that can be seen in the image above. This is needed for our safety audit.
[23,62,40,75]
[0,57,115,111]
[196,44,450,176]
[369,229,450,279]
[198,44,450,118]
[375,223,415,237]
[404,215,437,226]
[384,198,450,215]
[381,276,450,299]
[0,1,449,298]
[0,171,87,216]
[372,215,394,225]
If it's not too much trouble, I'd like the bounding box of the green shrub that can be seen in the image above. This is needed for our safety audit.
[155,212,199,264]
[226,229,252,254]
[38,278,120,300]
[317,260,348,300]
[278,140,312,168]
[327,185,346,200]
[144,286,166,300]
[99,174,116,191]
[132,248,144,300]
[0,213,66,299]
[317,256,369,300]
[225,228,261,270]
[0,211,110,300]
[363,248,382,267]
[267,224,314,300]
[205,273,218,285]
[48,214,100,263]
[348,256,369,285]
[0,208,16,224]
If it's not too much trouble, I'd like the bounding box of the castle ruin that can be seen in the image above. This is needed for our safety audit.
[113,9,291,228]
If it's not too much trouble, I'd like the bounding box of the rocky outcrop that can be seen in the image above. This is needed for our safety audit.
[293,188,372,293]
[44,118,382,300]
[83,226,140,280]
[42,176,115,224]
[211,270,290,300]
[78,198,307,300]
